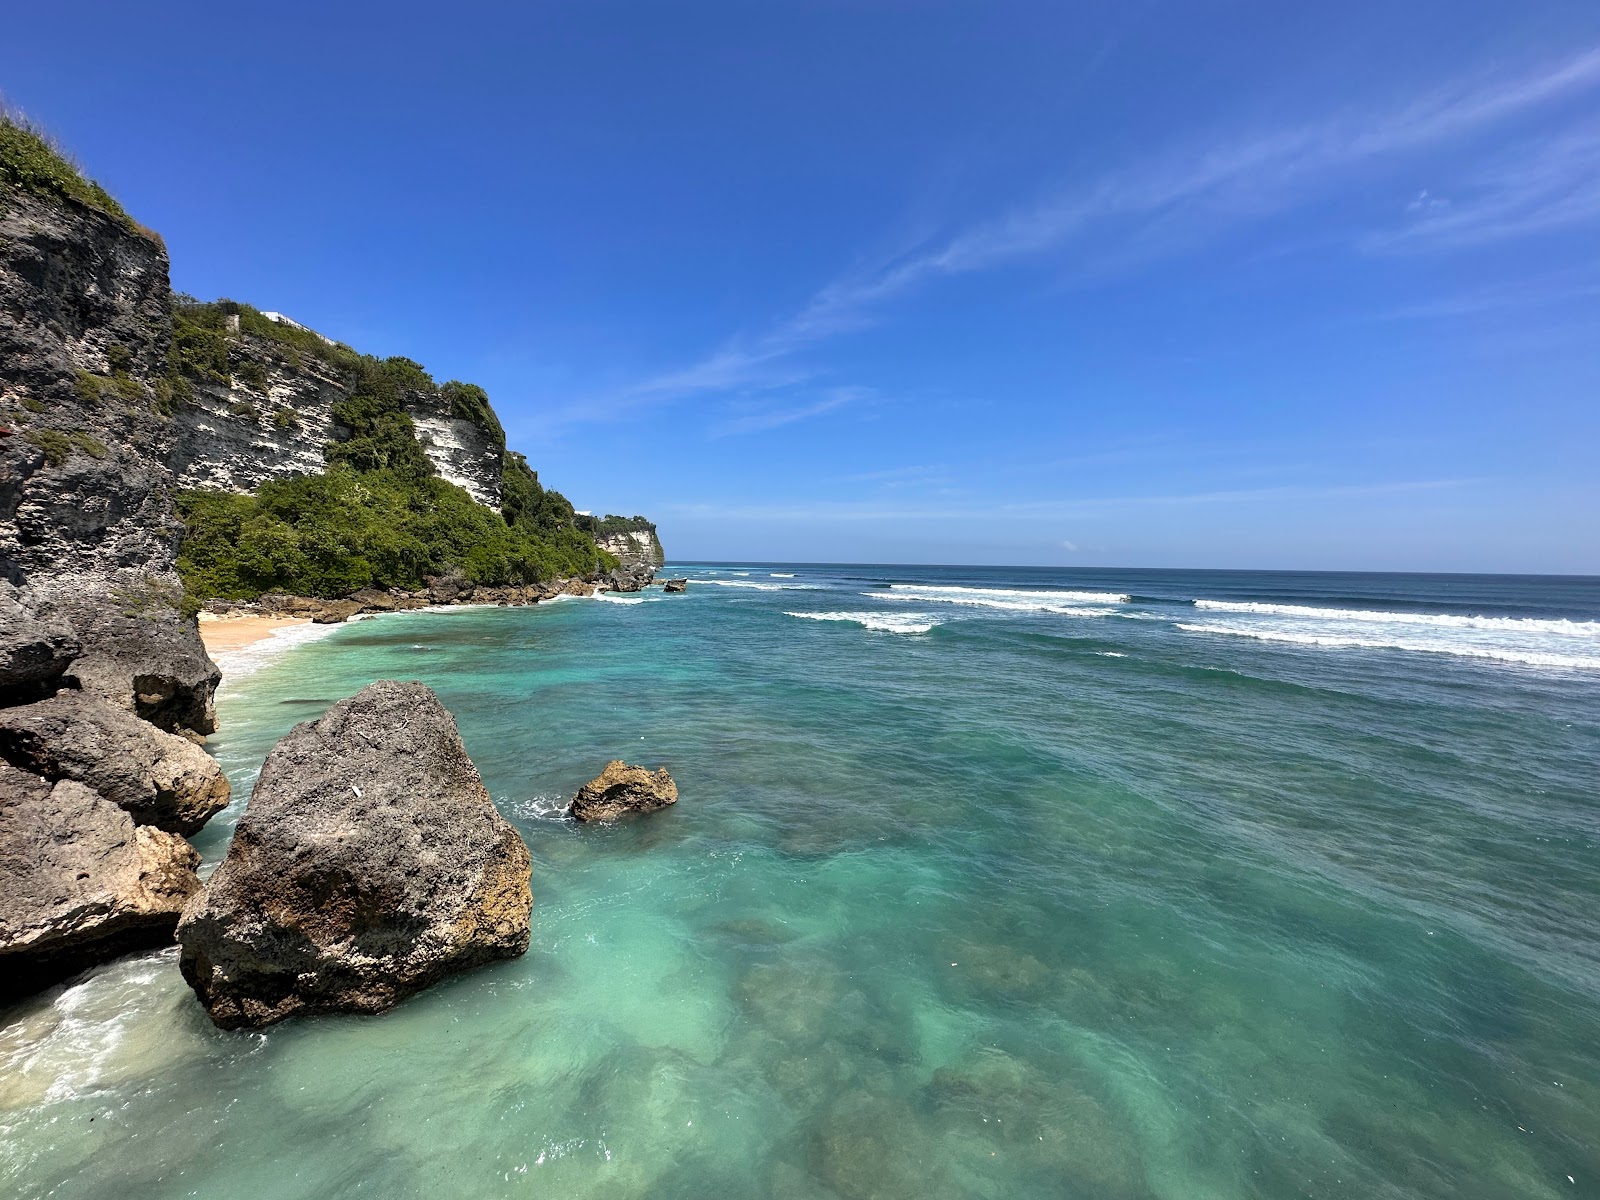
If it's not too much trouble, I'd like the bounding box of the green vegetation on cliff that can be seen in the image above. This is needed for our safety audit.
[171,303,615,600]
[576,513,658,539]
[0,111,146,235]
[177,467,606,599]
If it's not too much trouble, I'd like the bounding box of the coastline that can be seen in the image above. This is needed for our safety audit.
[198,613,311,657]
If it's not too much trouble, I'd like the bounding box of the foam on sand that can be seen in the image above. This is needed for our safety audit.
[785,610,943,634]
[212,621,344,686]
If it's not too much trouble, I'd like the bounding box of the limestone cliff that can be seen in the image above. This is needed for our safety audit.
[585,517,666,570]
[166,317,506,508]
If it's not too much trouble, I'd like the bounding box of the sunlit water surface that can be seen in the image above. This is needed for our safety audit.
[4,565,1599,1199]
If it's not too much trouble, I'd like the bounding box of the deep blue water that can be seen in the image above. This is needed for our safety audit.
[3,564,1598,1199]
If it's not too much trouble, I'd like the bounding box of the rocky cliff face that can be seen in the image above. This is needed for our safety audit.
[596,526,666,570]
[165,327,506,507]
[0,187,217,732]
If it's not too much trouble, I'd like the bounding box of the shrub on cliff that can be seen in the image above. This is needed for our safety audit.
[0,111,132,229]
[177,467,608,600]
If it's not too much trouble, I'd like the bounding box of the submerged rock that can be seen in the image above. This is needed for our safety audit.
[0,763,201,1001]
[0,692,229,835]
[569,760,678,823]
[176,680,532,1029]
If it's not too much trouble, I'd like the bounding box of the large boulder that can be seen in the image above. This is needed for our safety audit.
[569,760,678,823]
[0,692,229,835]
[176,680,532,1029]
[0,763,201,1001]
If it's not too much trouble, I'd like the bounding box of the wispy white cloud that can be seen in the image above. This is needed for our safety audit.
[659,478,1472,523]
[1371,120,1600,250]
[710,386,867,436]
[561,45,1600,425]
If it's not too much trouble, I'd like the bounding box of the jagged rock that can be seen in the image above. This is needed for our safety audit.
[348,587,396,612]
[605,562,655,593]
[0,582,79,700]
[176,680,532,1029]
[663,578,688,593]
[61,609,220,734]
[0,763,201,1001]
[426,569,469,605]
[0,692,229,835]
[569,760,678,823]
[310,599,361,624]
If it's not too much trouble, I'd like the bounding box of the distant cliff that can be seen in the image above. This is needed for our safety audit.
[165,301,505,507]
[579,515,666,570]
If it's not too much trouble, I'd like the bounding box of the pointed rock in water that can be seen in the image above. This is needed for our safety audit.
[176,680,532,1030]
[0,692,230,835]
[0,763,201,1001]
[662,578,688,593]
[569,760,678,823]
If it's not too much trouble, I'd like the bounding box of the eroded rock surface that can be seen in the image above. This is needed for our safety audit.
[177,680,532,1029]
[0,692,229,834]
[0,763,201,1001]
[569,760,678,823]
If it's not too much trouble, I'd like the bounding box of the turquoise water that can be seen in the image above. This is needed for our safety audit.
[4,565,1600,1199]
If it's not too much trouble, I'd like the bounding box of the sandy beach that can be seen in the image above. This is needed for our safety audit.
[197,613,311,657]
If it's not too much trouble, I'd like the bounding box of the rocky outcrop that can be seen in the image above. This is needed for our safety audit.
[569,760,678,823]
[0,184,219,736]
[0,692,229,835]
[176,680,532,1029]
[593,524,664,570]
[662,578,688,593]
[0,762,202,1001]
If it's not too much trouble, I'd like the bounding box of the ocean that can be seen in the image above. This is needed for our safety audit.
[4,564,1599,1199]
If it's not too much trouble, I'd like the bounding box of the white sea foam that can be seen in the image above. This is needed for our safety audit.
[771,573,797,578]
[703,579,822,591]
[1177,622,1600,671]
[1193,599,1600,638]
[1098,651,1128,658]
[881,585,1123,615]
[887,584,1130,607]
[785,610,943,634]
[211,621,343,686]
[592,592,658,605]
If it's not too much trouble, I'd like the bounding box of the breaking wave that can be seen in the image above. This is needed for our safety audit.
[881,584,1126,615]
[1193,600,1600,638]
[1177,623,1600,671]
[785,610,943,634]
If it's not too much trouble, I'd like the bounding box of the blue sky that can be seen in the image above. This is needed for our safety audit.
[6,2,1598,571]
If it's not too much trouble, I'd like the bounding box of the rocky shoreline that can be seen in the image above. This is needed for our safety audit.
[0,119,670,1016]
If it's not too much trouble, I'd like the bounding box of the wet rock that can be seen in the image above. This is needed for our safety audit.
[0,691,229,834]
[0,763,201,1001]
[176,680,532,1029]
[663,578,688,593]
[569,760,678,823]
